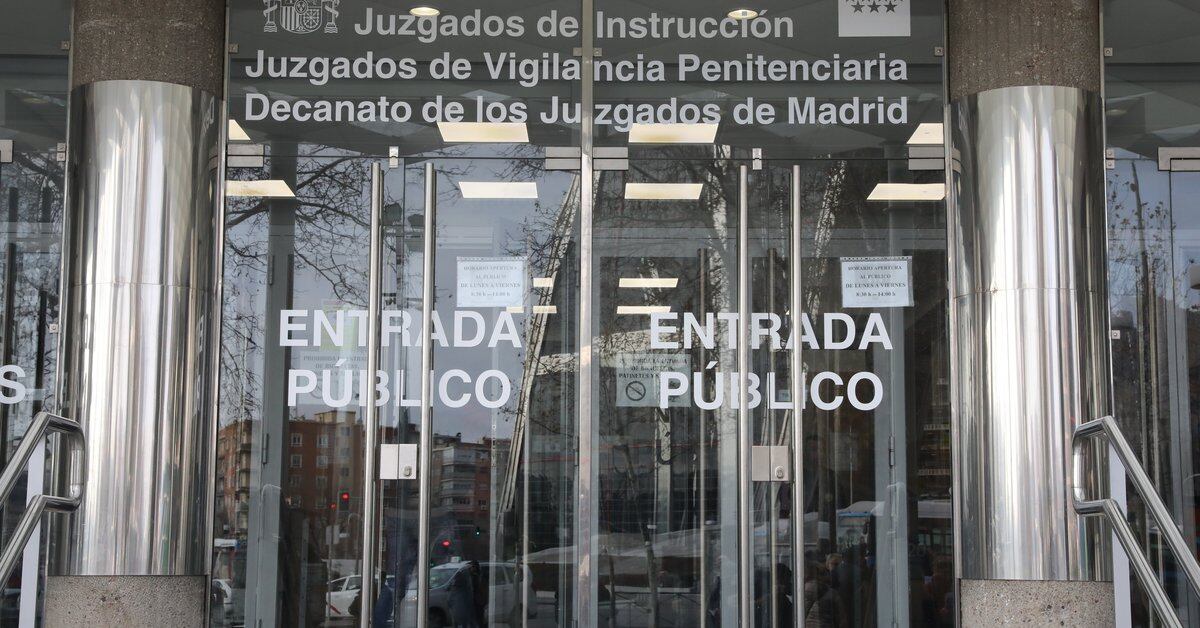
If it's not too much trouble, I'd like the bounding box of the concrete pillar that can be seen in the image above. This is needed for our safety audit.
[45,0,225,625]
[947,0,1115,624]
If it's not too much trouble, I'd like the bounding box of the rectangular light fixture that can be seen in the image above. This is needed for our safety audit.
[458,181,538,199]
[505,305,558,314]
[616,305,671,315]
[438,121,529,143]
[533,277,555,288]
[629,123,719,144]
[867,183,946,202]
[226,180,295,198]
[619,277,679,289]
[624,183,703,200]
[228,119,251,142]
[906,123,943,146]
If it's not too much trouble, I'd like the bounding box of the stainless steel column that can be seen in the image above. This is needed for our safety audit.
[947,2,1115,622]
[951,85,1111,582]
[52,80,220,576]
[46,0,226,622]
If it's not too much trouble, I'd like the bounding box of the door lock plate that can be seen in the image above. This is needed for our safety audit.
[751,445,791,482]
[380,443,418,480]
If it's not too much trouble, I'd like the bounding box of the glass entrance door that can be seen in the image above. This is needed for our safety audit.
[379,156,581,628]
[214,0,952,625]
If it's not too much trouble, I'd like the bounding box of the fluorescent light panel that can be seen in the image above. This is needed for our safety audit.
[228,119,251,142]
[619,277,678,289]
[226,180,294,198]
[617,305,671,315]
[505,305,558,314]
[624,183,703,200]
[628,123,719,144]
[458,181,538,199]
[438,121,529,143]
[906,123,943,146]
[867,183,946,202]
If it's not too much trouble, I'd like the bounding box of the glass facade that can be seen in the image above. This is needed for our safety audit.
[1,0,1198,626]
[1104,0,1200,624]
[214,0,950,626]
[0,1,69,623]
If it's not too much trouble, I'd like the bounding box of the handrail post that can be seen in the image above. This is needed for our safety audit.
[1073,415,1200,626]
[0,411,87,587]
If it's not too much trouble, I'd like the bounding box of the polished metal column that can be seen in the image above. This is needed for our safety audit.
[45,0,225,625]
[948,0,1115,623]
[52,79,221,576]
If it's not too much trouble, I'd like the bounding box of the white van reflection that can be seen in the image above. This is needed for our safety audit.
[397,561,536,627]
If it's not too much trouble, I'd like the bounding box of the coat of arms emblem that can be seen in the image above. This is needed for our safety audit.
[263,0,340,34]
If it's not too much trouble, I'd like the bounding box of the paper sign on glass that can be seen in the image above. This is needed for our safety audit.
[841,256,913,308]
[456,256,526,307]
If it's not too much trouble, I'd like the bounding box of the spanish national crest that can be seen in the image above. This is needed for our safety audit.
[263,0,340,34]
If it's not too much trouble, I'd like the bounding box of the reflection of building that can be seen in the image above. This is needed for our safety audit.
[214,411,392,567]
[214,419,253,539]
[431,435,510,532]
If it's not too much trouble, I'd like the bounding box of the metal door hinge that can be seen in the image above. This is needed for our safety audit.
[228,43,240,55]
[56,142,67,162]
[908,145,944,171]
[0,140,11,164]
[388,146,399,169]
[380,443,418,480]
[1159,147,1200,172]
[751,445,791,482]
[545,146,580,171]
[228,143,265,168]
[572,47,602,57]
[594,146,628,171]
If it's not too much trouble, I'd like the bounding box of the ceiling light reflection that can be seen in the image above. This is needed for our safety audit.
[438,121,529,143]
[226,180,295,198]
[624,183,703,200]
[867,183,946,202]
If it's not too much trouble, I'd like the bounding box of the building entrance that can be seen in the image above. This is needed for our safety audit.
[211,1,952,626]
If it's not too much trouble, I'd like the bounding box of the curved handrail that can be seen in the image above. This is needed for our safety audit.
[0,411,86,586]
[1073,415,1200,628]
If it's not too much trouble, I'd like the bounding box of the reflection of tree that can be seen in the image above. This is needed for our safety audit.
[1105,161,1173,543]
[1,150,63,438]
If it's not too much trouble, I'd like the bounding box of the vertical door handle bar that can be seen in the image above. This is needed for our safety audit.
[416,162,437,626]
[359,161,385,628]
[790,164,805,625]
[737,164,752,628]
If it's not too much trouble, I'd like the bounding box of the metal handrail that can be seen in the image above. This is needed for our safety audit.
[1073,415,1200,628]
[0,411,86,586]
